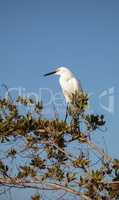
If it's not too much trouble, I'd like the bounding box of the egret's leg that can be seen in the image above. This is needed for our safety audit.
[64,105,68,123]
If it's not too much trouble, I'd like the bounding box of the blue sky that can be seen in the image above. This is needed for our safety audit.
[0,0,119,157]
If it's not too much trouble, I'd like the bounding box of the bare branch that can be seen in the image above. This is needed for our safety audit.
[0,178,92,200]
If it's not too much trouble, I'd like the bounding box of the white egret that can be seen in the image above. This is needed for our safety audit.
[44,67,82,121]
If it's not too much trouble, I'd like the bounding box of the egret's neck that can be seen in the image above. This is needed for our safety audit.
[59,72,74,81]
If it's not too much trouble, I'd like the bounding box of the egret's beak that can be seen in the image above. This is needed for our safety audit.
[44,71,56,76]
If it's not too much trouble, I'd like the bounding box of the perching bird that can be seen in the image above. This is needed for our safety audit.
[44,67,82,121]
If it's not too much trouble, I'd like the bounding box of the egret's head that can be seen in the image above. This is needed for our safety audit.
[55,67,71,76]
[44,67,73,78]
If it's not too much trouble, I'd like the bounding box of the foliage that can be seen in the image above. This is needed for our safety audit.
[0,91,118,200]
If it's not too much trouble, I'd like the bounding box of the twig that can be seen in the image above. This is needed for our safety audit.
[87,140,112,162]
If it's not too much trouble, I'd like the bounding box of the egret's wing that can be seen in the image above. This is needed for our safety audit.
[68,77,83,93]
